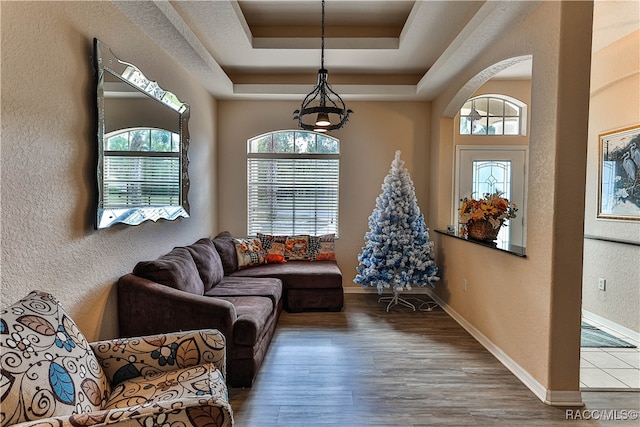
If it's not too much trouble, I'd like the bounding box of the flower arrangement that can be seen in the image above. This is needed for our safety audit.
[459,191,518,230]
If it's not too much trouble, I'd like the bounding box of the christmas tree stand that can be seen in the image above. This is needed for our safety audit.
[378,290,439,312]
[379,290,417,312]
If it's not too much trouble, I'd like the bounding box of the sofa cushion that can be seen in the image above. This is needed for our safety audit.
[0,291,111,425]
[185,238,224,292]
[205,276,282,308]
[230,260,342,290]
[234,238,267,269]
[133,247,204,295]
[212,231,238,275]
[215,297,273,346]
[285,235,310,260]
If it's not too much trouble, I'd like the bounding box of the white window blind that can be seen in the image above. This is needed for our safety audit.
[103,155,180,208]
[102,128,181,209]
[247,131,340,237]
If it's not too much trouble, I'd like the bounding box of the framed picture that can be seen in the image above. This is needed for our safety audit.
[597,125,640,220]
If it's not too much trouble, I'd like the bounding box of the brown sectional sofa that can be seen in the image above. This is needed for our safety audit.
[117,231,343,388]
[210,231,344,312]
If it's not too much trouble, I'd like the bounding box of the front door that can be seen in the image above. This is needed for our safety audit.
[455,146,528,247]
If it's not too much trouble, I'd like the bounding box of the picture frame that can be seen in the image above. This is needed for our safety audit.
[597,125,640,220]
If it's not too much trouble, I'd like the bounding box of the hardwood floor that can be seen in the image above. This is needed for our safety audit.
[229,294,640,426]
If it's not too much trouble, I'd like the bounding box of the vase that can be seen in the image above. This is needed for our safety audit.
[467,219,501,241]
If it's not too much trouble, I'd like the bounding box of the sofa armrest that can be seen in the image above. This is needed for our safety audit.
[90,329,227,386]
[117,274,237,343]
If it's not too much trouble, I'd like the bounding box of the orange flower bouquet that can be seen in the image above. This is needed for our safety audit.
[459,191,518,231]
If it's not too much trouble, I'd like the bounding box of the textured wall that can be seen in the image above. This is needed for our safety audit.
[582,29,640,333]
[216,100,431,289]
[1,2,217,341]
[429,1,593,398]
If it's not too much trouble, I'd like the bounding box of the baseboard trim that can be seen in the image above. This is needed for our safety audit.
[582,310,640,342]
[343,286,435,295]
[544,390,585,407]
[424,289,584,407]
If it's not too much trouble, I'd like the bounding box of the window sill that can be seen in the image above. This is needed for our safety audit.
[434,229,526,258]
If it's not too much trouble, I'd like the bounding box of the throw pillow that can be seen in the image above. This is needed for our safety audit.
[309,233,337,261]
[234,238,267,269]
[257,233,288,264]
[285,235,310,260]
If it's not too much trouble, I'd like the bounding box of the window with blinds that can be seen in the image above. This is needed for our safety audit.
[103,128,181,209]
[247,131,340,237]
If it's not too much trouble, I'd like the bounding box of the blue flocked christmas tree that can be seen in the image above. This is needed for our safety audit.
[354,150,440,299]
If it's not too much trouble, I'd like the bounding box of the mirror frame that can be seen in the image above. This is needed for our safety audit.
[93,38,190,229]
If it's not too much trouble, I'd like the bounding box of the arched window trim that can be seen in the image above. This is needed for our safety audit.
[459,94,528,137]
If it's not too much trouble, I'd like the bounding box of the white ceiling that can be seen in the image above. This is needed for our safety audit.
[113,0,638,101]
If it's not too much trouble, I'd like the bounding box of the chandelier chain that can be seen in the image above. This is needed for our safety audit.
[321,0,325,69]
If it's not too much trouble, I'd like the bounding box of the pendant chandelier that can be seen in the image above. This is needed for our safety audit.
[293,0,352,133]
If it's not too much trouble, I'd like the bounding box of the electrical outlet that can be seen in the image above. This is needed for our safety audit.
[598,278,606,291]
[463,278,468,292]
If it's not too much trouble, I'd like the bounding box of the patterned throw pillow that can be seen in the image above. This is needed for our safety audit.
[234,238,267,269]
[0,291,111,425]
[309,233,336,261]
[285,235,310,260]
[257,233,288,264]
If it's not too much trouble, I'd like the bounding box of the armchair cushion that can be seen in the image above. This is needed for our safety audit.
[0,291,111,425]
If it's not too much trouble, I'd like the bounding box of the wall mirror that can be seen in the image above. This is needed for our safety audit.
[93,38,190,229]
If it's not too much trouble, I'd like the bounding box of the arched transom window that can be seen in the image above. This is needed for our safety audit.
[459,95,527,136]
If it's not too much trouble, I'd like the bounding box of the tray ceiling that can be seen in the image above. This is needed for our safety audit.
[113,0,637,101]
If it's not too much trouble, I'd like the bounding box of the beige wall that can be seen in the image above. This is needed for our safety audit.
[216,100,431,289]
[582,30,640,333]
[429,1,593,401]
[0,1,218,341]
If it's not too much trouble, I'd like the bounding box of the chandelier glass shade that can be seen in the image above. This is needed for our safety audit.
[293,0,352,132]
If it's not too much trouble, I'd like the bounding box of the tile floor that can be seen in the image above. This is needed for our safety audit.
[580,319,640,390]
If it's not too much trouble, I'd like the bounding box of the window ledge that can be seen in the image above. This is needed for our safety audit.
[434,229,526,257]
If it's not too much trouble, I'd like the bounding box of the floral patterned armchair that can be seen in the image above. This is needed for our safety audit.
[0,291,234,427]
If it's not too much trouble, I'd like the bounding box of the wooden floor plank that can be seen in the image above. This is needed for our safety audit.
[229,294,640,426]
